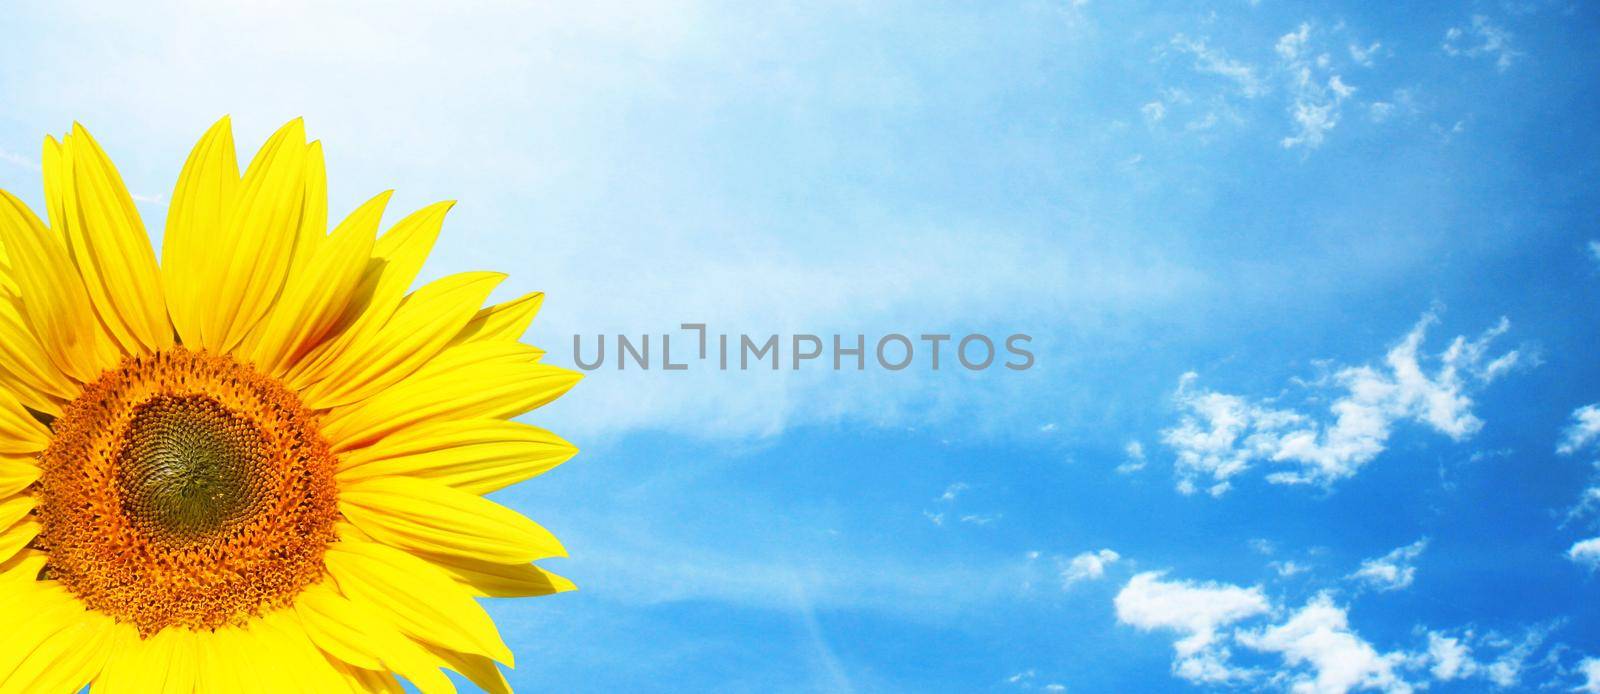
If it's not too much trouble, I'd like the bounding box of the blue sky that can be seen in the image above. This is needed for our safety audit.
[4,0,1600,691]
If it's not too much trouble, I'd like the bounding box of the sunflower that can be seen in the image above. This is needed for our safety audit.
[0,117,581,693]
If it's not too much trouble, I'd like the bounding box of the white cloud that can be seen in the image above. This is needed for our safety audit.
[1426,632,1476,681]
[1062,549,1120,585]
[1577,658,1600,692]
[1170,35,1267,98]
[1114,572,1269,683]
[938,482,969,502]
[1348,42,1381,67]
[1558,404,1600,456]
[1349,538,1428,592]
[1569,537,1600,568]
[1443,15,1518,72]
[1588,240,1600,264]
[0,146,39,172]
[1117,440,1148,474]
[1276,23,1357,150]
[960,513,1000,526]
[1162,313,1521,495]
[1237,593,1413,694]
[1142,101,1167,123]
[1271,560,1309,578]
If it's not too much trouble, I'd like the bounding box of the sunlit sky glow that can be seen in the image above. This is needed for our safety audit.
[5,1,1600,691]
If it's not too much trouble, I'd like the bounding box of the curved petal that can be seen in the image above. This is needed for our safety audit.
[339,476,564,564]
[297,271,503,409]
[423,643,512,694]
[0,288,78,414]
[0,190,120,382]
[0,604,117,694]
[49,125,172,354]
[337,418,576,495]
[0,518,38,567]
[244,191,386,378]
[187,119,309,354]
[294,585,453,694]
[415,550,576,599]
[284,201,451,390]
[450,291,543,345]
[326,540,512,663]
[164,116,240,347]
[321,341,579,451]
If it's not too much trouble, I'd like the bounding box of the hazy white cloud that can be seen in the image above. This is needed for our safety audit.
[1443,15,1518,72]
[1170,35,1267,98]
[1162,314,1520,495]
[938,482,970,502]
[1348,41,1381,67]
[1271,560,1309,578]
[1558,405,1600,456]
[1114,572,1269,684]
[1276,23,1356,150]
[1117,441,1148,474]
[1063,549,1121,585]
[1588,240,1600,264]
[1142,101,1167,123]
[1237,593,1413,694]
[1349,538,1428,592]
[0,146,39,171]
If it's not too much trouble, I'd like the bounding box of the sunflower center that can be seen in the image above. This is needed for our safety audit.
[37,348,339,635]
[117,395,269,544]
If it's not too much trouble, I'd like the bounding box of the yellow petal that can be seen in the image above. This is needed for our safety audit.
[0,390,49,455]
[93,626,210,694]
[245,192,384,378]
[0,583,95,689]
[297,271,504,409]
[338,418,576,495]
[451,291,543,345]
[192,118,308,354]
[53,125,172,354]
[284,200,452,389]
[326,540,512,664]
[164,116,241,347]
[0,496,34,530]
[0,288,77,414]
[339,476,565,564]
[294,585,454,694]
[321,341,579,452]
[423,643,512,694]
[0,607,116,694]
[0,519,39,567]
[416,551,576,599]
[0,190,120,382]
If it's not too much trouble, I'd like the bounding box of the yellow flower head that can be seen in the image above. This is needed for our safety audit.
[0,117,581,693]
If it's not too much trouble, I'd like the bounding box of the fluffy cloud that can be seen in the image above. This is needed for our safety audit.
[1114,572,1269,683]
[1443,15,1517,72]
[1569,537,1600,568]
[1062,549,1121,585]
[1558,404,1600,456]
[1117,570,1564,692]
[1425,632,1475,680]
[1578,658,1600,692]
[1349,539,1428,592]
[1161,314,1520,495]
[1236,593,1413,694]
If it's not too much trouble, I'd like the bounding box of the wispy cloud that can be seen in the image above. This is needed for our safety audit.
[0,146,39,172]
[1161,313,1521,495]
[1349,538,1428,591]
[1169,35,1267,98]
[1116,440,1147,474]
[1443,15,1519,72]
